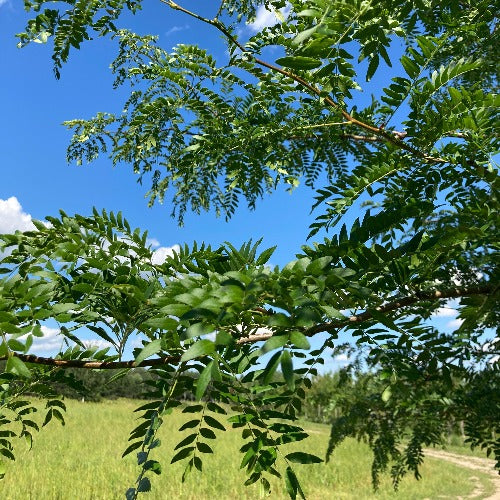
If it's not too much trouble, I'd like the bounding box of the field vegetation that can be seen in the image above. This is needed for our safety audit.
[1,399,494,500]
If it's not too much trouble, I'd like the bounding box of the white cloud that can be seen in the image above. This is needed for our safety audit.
[130,337,146,348]
[203,326,273,343]
[0,0,10,7]
[334,353,350,363]
[82,339,114,350]
[0,197,35,233]
[147,238,161,249]
[10,326,118,357]
[235,324,273,337]
[22,327,115,354]
[205,332,217,342]
[28,326,62,353]
[446,318,464,330]
[247,4,291,32]
[451,269,483,286]
[480,341,500,364]
[151,244,180,264]
[98,236,179,267]
[433,307,457,317]
[432,299,459,318]
[165,24,190,37]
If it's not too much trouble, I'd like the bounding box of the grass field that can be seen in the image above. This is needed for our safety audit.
[0,399,495,499]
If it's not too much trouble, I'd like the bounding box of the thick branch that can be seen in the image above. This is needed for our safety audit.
[306,284,495,336]
[341,133,381,143]
[4,284,494,369]
[243,285,495,341]
[162,1,446,164]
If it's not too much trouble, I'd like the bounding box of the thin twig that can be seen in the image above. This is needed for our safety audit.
[162,0,447,164]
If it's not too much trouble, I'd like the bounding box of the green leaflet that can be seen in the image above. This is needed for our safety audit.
[281,350,295,390]
[275,56,322,70]
[171,447,195,464]
[289,331,310,350]
[292,25,319,46]
[262,351,283,385]
[180,339,215,362]
[285,452,323,464]
[195,361,213,400]
[285,467,306,500]
[6,357,31,378]
[262,334,289,353]
[135,339,162,366]
[143,317,178,330]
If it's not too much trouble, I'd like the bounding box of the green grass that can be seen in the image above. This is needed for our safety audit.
[0,399,494,499]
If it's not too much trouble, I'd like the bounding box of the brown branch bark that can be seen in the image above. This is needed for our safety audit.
[341,133,381,143]
[4,284,494,369]
[306,284,495,336]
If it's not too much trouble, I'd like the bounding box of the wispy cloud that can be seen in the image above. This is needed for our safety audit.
[165,24,190,37]
[247,4,291,32]
[147,238,161,249]
[205,325,273,343]
[0,0,10,8]
[432,299,459,318]
[82,339,114,351]
[18,327,116,355]
[151,244,180,264]
[28,326,63,353]
[334,353,350,363]
[433,307,457,317]
[446,318,464,330]
[98,236,179,267]
[481,341,499,364]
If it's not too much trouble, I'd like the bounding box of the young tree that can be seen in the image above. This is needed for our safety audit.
[1,1,498,497]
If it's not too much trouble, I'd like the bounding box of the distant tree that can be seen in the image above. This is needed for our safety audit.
[303,364,500,489]
[1,1,498,497]
[46,367,159,402]
[299,371,347,423]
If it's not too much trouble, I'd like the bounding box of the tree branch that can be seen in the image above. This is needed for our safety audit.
[162,0,446,164]
[306,284,495,336]
[3,284,494,370]
[341,133,381,143]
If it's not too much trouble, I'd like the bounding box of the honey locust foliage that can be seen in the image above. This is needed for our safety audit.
[2,0,498,497]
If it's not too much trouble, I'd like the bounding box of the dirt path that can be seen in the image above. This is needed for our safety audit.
[424,449,500,500]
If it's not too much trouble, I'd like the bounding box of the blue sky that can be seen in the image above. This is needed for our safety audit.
[0,1,463,366]
[0,2,327,263]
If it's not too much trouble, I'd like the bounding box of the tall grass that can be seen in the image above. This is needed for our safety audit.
[1,399,494,499]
